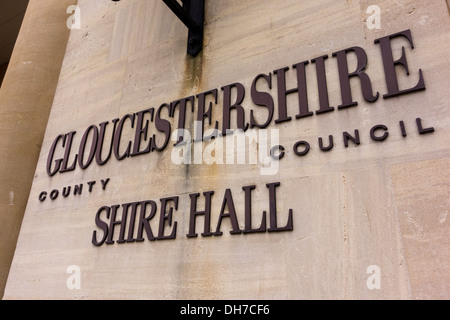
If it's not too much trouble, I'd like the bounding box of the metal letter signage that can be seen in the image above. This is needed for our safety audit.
[42,27,436,247]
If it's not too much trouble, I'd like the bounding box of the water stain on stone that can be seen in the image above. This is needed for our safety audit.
[180,51,205,180]
[181,50,204,96]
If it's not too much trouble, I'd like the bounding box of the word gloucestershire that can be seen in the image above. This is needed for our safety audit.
[46,29,424,176]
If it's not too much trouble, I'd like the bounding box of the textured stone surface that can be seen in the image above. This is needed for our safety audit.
[3,0,449,299]
[390,158,450,299]
[0,0,76,298]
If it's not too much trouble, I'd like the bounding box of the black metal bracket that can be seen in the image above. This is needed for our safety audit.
[162,0,205,57]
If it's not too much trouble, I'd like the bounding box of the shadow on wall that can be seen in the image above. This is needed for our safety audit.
[0,63,8,87]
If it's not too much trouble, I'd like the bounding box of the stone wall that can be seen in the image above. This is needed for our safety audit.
[3,0,449,299]
[0,0,76,297]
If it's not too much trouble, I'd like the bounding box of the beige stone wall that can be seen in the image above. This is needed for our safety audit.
[0,0,76,298]
[4,0,449,299]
